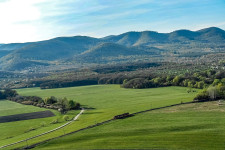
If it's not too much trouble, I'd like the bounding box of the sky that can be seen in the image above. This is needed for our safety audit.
[0,0,225,43]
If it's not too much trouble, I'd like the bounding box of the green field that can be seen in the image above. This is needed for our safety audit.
[1,85,198,149]
[0,100,79,146]
[0,100,46,117]
[0,85,196,148]
[36,101,225,150]
[0,100,61,142]
[17,85,197,115]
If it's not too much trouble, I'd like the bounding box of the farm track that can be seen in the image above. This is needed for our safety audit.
[0,108,84,149]
[21,101,195,150]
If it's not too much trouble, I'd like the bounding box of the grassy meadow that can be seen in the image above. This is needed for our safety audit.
[1,85,198,149]
[0,100,47,116]
[0,100,79,146]
[36,101,225,150]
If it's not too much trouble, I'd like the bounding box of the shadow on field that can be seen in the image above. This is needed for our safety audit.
[82,105,96,110]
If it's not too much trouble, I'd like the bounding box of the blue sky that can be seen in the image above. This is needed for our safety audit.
[0,0,225,43]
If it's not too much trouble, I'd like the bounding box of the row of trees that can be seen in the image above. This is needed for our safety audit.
[122,70,225,90]
[40,79,98,89]
[35,72,154,89]
[0,89,18,99]
[121,69,225,102]
[0,89,80,113]
[194,79,225,101]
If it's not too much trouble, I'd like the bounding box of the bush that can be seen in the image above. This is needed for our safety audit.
[68,100,76,110]
[4,89,18,98]
[63,115,70,121]
[194,89,210,101]
[44,96,57,105]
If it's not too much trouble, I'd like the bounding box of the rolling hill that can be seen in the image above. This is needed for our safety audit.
[0,27,224,71]
[3,36,102,61]
[0,43,32,51]
[104,27,225,46]
[73,43,155,63]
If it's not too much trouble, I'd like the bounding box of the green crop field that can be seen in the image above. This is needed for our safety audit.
[36,101,225,150]
[0,100,79,147]
[1,85,198,149]
[0,100,58,141]
[0,100,47,117]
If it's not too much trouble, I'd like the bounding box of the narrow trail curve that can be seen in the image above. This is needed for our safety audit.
[0,108,85,149]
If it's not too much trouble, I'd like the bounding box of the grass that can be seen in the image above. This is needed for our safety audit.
[1,85,198,149]
[35,101,225,150]
[0,100,79,146]
[17,85,197,115]
[0,100,46,116]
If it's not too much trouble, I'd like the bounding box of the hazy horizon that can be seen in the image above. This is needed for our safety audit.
[1,26,224,44]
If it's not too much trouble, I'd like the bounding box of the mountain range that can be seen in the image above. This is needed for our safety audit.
[0,27,224,71]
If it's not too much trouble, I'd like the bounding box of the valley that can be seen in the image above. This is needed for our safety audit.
[1,0,225,149]
[0,27,224,150]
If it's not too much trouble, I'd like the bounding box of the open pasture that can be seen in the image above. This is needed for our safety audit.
[0,100,47,117]
[36,101,225,150]
[0,100,78,146]
[0,85,199,149]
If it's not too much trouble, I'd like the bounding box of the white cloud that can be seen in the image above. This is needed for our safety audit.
[0,0,46,43]
[0,0,109,43]
[0,0,43,23]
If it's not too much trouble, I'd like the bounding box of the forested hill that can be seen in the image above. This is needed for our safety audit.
[103,27,225,46]
[0,27,224,71]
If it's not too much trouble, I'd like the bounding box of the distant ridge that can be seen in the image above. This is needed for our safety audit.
[104,27,225,46]
[0,27,224,71]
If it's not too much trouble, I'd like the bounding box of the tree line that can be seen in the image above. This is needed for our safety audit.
[121,69,225,102]
[0,89,80,113]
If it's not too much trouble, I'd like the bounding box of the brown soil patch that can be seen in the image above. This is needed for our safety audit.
[0,111,55,123]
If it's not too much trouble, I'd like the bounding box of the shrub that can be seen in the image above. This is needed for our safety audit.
[63,115,70,121]
[4,89,18,98]
[194,89,210,101]
[68,100,76,110]
[44,96,57,105]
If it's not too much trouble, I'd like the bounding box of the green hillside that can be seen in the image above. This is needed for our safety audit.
[0,27,224,71]
[35,101,225,150]
[75,43,154,63]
